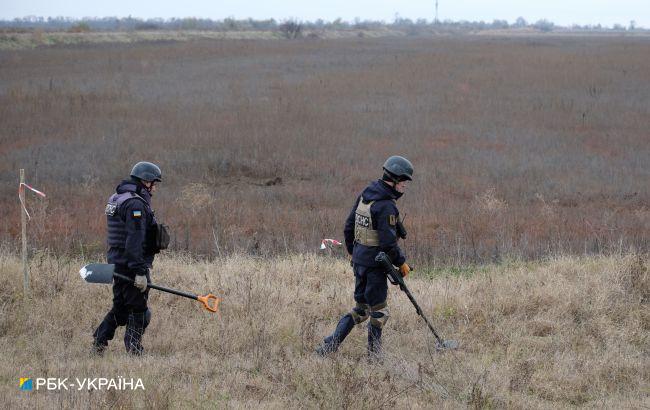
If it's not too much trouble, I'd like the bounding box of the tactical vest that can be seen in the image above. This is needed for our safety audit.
[105,192,150,248]
[354,200,380,246]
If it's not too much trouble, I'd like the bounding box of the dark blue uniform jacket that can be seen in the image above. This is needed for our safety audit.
[106,179,156,276]
[344,179,406,268]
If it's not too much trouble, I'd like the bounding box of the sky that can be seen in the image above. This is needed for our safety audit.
[2,0,648,28]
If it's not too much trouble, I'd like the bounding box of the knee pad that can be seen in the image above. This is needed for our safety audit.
[369,302,390,328]
[350,302,369,324]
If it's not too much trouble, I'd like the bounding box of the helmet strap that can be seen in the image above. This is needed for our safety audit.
[134,177,154,195]
[382,172,400,185]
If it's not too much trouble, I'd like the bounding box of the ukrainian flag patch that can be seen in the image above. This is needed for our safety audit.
[132,210,142,218]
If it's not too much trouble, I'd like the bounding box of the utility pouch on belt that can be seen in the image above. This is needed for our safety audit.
[147,223,170,253]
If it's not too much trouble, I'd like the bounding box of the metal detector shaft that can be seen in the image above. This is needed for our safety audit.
[396,278,446,346]
[376,252,456,349]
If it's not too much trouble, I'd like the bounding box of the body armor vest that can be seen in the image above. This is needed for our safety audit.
[354,200,380,246]
[105,192,149,248]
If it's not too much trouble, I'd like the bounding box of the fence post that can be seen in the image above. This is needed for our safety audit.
[20,169,29,300]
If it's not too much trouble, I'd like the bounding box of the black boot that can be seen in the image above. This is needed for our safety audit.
[93,308,127,356]
[367,324,383,362]
[315,314,355,356]
[91,341,106,357]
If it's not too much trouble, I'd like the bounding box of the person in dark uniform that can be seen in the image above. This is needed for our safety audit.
[316,156,413,359]
[92,161,164,355]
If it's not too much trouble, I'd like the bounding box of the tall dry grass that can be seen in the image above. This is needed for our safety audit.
[1,250,648,408]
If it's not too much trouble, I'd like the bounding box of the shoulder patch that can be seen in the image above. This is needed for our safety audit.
[132,210,142,218]
[105,203,117,216]
[388,214,396,226]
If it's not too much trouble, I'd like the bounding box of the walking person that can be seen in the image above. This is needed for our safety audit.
[316,156,413,360]
[93,161,167,355]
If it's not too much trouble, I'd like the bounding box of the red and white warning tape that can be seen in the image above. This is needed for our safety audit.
[19,182,46,220]
[320,238,342,250]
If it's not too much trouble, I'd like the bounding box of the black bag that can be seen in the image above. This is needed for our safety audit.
[148,223,170,254]
[155,223,170,251]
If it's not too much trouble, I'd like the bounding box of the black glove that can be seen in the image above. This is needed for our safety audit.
[396,219,407,240]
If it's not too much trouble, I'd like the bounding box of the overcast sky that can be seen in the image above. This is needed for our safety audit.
[3,0,648,28]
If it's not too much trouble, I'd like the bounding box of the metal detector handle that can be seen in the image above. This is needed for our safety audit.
[375,252,406,289]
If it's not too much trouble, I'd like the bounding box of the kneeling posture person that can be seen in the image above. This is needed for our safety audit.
[317,156,413,359]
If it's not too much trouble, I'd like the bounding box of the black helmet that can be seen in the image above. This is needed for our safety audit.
[130,161,162,182]
[382,156,413,181]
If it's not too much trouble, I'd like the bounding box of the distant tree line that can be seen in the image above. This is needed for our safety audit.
[0,16,645,34]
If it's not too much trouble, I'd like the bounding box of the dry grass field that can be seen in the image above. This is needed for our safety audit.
[0,35,648,264]
[0,34,648,407]
[1,251,648,408]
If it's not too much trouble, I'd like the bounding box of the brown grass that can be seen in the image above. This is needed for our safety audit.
[0,36,649,264]
[1,251,648,408]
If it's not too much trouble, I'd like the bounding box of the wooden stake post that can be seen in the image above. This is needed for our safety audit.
[20,169,29,299]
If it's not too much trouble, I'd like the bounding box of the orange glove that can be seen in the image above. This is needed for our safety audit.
[399,263,411,278]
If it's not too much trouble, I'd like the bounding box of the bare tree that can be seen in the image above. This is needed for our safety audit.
[279,20,302,39]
